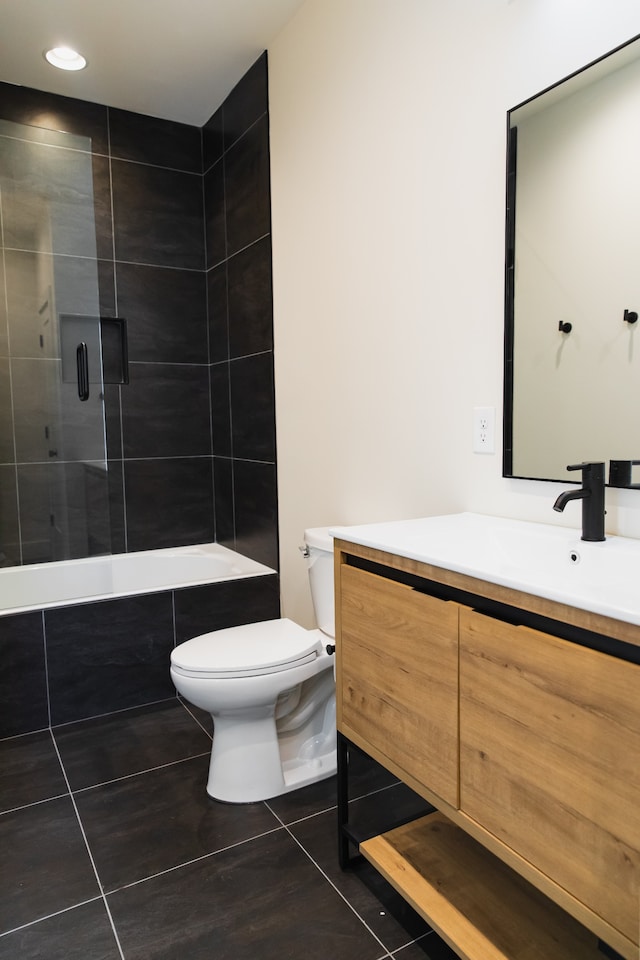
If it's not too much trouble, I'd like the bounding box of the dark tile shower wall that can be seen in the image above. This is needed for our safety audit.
[0,51,278,568]
[0,574,280,737]
[0,55,281,738]
[203,54,278,571]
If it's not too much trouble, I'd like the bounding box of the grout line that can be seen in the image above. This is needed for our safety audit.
[49,697,177,731]
[177,699,213,741]
[0,790,70,818]
[72,751,212,795]
[105,821,284,897]
[206,230,270,272]
[265,778,402,832]
[42,612,52,729]
[50,725,126,960]
[0,895,105,941]
[267,805,392,960]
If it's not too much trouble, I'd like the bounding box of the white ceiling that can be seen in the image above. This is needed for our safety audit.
[0,0,307,127]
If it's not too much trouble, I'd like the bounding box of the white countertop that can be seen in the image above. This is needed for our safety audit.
[331,512,640,627]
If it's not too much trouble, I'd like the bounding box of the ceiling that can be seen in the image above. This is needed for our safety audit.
[0,0,308,127]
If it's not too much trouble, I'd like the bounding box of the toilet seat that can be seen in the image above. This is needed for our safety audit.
[170,618,322,679]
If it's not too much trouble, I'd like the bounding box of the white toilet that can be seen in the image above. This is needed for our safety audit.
[170,527,337,803]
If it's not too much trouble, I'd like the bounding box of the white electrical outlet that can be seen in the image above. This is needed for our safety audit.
[473,406,495,454]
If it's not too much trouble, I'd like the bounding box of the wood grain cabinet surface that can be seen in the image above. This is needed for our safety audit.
[337,563,459,808]
[335,540,640,960]
[459,607,640,946]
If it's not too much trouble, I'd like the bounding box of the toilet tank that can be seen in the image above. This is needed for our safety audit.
[303,527,335,638]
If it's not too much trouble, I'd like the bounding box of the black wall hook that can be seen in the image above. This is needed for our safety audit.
[623,309,638,324]
[558,321,572,333]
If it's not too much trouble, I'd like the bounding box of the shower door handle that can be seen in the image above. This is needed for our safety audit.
[76,341,89,401]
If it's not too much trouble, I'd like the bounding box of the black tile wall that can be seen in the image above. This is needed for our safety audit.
[203,52,278,567]
[232,460,279,570]
[224,114,272,258]
[0,49,276,566]
[111,159,205,270]
[210,362,232,456]
[223,53,270,152]
[173,573,280,643]
[0,51,279,737]
[108,107,202,172]
[0,360,12,463]
[213,456,235,544]
[207,262,229,362]
[227,234,274,357]
[123,457,214,551]
[121,363,211,459]
[0,255,6,356]
[0,466,19,566]
[0,82,109,154]
[116,261,208,363]
[202,105,223,171]
[45,593,176,725]
[0,568,280,738]
[0,612,48,737]
[204,159,226,268]
[230,352,276,461]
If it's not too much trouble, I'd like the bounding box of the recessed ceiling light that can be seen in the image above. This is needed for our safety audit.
[44,46,87,71]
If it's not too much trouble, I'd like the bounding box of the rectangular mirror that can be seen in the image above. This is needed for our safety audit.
[504,34,640,485]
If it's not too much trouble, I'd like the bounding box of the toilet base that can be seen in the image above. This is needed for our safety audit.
[206,712,337,804]
[205,671,337,803]
[207,739,337,804]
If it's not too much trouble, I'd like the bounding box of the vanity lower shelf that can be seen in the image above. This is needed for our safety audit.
[361,812,606,960]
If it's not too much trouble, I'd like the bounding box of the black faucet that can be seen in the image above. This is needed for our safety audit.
[553,461,606,542]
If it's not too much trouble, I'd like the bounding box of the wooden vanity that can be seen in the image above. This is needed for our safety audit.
[334,534,640,960]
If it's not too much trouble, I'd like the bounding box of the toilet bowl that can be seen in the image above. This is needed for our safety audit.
[170,527,336,803]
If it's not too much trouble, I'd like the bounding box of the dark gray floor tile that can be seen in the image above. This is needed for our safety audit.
[178,699,213,735]
[391,933,460,958]
[0,730,67,813]
[267,771,339,822]
[54,700,212,791]
[107,829,386,960]
[0,796,100,934]
[0,899,121,960]
[347,781,434,843]
[267,745,399,824]
[288,789,432,953]
[75,754,280,892]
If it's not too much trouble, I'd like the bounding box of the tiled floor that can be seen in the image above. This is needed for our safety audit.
[0,699,458,960]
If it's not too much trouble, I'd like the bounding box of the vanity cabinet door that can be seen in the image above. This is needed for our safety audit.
[459,608,640,946]
[338,563,459,807]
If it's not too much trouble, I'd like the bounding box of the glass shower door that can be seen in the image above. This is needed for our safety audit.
[0,119,111,566]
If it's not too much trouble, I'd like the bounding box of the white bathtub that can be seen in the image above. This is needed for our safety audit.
[0,543,275,616]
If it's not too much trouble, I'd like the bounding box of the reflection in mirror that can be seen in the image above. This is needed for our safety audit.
[504,34,640,485]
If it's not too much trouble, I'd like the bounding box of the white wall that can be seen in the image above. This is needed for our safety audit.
[268,0,640,628]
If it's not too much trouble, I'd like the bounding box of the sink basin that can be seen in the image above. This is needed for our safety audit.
[331,513,640,626]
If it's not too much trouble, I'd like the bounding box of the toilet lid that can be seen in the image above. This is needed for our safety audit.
[170,618,322,678]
